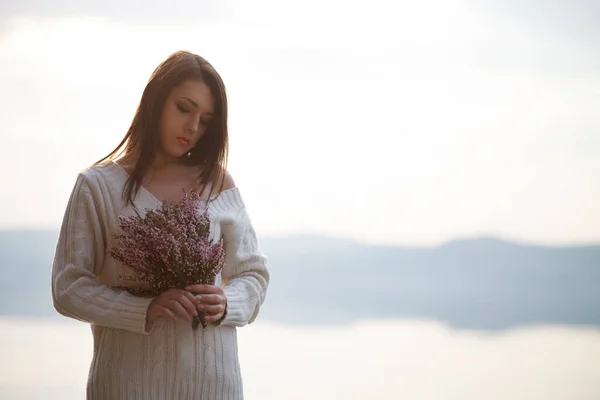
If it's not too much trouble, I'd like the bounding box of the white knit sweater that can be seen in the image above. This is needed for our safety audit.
[51,161,270,400]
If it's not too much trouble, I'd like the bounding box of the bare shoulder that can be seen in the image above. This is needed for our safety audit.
[219,168,236,192]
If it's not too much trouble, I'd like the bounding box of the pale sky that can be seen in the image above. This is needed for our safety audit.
[0,0,599,246]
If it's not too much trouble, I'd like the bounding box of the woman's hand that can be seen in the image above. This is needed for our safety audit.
[185,284,228,324]
[146,288,199,329]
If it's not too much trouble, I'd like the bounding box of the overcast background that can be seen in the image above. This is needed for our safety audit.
[1,0,599,245]
[1,1,599,399]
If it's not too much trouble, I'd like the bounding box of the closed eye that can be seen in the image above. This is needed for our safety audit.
[176,104,190,113]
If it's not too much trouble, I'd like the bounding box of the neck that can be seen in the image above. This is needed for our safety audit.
[151,152,184,171]
[119,148,187,172]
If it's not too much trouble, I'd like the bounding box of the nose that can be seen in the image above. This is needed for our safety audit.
[185,115,200,134]
[185,121,198,134]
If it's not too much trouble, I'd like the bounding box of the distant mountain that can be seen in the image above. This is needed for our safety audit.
[1,230,599,331]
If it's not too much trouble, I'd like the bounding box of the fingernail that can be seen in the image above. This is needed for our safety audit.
[195,295,203,302]
[194,310,198,316]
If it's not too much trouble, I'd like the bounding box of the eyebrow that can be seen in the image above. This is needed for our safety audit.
[181,97,214,116]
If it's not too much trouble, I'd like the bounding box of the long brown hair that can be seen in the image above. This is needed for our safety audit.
[94,50,229,206]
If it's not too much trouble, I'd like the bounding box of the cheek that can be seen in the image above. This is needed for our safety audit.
[162,108,177,128]
[158,119,171,145]
[158,108,171,134]
[159,111,184,140]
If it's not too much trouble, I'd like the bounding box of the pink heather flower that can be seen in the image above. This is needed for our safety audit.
[109,189,225,304]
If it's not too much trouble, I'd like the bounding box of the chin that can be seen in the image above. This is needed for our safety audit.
[176,152,190,160]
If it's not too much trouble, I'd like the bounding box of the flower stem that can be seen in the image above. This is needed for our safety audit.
[192,311,207,330]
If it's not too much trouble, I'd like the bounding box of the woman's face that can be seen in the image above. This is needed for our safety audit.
[158,79,215,161]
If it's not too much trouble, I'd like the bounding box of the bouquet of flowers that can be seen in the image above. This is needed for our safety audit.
[109,189,225,329]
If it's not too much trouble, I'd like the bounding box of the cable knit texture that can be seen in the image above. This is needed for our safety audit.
[51,162,270,400]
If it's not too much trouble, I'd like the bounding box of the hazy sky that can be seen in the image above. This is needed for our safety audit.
[1,0,599,245]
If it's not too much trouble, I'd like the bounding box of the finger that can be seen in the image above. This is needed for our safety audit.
[196,294,224,305]
[204,313,223,323]
[172,293,198,317]
[169,289,200,306]
[186,284,223,294]
[198,304,224,314]
[159,307,178,322]
[169,300,192,321]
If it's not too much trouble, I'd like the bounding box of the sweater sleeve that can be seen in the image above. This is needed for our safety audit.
[51,173,153,334]
[217,205,270,327]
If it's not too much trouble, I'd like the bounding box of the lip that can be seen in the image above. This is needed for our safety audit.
[176,137,190,146]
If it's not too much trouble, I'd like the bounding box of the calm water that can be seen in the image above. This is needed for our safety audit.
[2,317,600,399]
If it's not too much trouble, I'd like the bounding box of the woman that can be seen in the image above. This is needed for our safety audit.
[51,50,270,399]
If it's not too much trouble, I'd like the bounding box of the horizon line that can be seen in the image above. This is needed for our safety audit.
[1,228,599,249]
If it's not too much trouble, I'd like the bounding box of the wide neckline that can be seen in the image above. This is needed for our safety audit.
[109,160,241,210]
